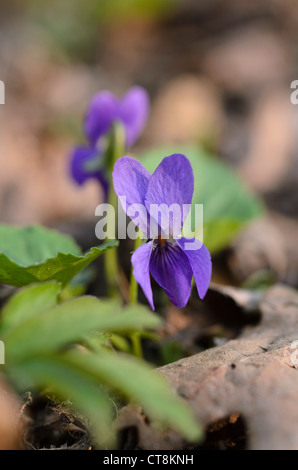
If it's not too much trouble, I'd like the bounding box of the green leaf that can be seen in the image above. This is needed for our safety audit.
[8,356,114,448]
[0,224,81,263]
[99,0,175,21]
[0,224,118,287]
[64,350,203,442]
[3,297,161,362]
[139,146,264,253]
[0,282,61,334]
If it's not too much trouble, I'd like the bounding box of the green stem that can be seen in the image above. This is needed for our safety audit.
[129,233,143,358]
[105,186,118,298]
[105,123,125,298]
[131,332,142,359]
[129,272,138,304]
[129,233,142,304]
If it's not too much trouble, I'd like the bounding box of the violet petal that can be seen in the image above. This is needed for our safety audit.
[113,157,152,235]
[150,240,193,308]
[84,91,117,146]
[177,238,212,299]
[70,146,109,198]
[131,241,154,310]
[144,154,194,238]
[118,86,150,148]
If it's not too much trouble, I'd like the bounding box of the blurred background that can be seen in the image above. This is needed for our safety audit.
[1,0,298,286]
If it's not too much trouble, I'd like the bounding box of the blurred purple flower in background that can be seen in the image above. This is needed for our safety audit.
[70,145,109,196]
[70,86,150,196]
[113,154,212,310]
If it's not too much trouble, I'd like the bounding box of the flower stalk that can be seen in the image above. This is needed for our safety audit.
[105,122,125,298]
[129,233,143,304]
[129,233,144,358]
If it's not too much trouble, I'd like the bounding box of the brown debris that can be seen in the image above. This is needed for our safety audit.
[147,76,223,146]
[117,285,298,450]
[0,378,23,450]
[237,91,295,193]
[201,28,290,93]
[229,212,298,286]
[22,396,91,450]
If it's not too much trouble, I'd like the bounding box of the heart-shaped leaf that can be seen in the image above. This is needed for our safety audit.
[0,224,118,287]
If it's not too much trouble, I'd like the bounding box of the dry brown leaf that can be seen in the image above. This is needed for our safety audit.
[229,212,298,286]
[117,285,298,450]
[0,377,22,449]
[147,76,222,146]
[201,28,290,92]
[238,91,294,193]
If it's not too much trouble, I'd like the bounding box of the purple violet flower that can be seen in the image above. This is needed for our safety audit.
[70,86,150,195]
[113,154,212,310]
[70,146,109,197]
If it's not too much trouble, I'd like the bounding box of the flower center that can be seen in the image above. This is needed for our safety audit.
[158,236,167,247]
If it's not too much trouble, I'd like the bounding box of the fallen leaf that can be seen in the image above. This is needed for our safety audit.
[117,285,298,450]
[0,378,22,450]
